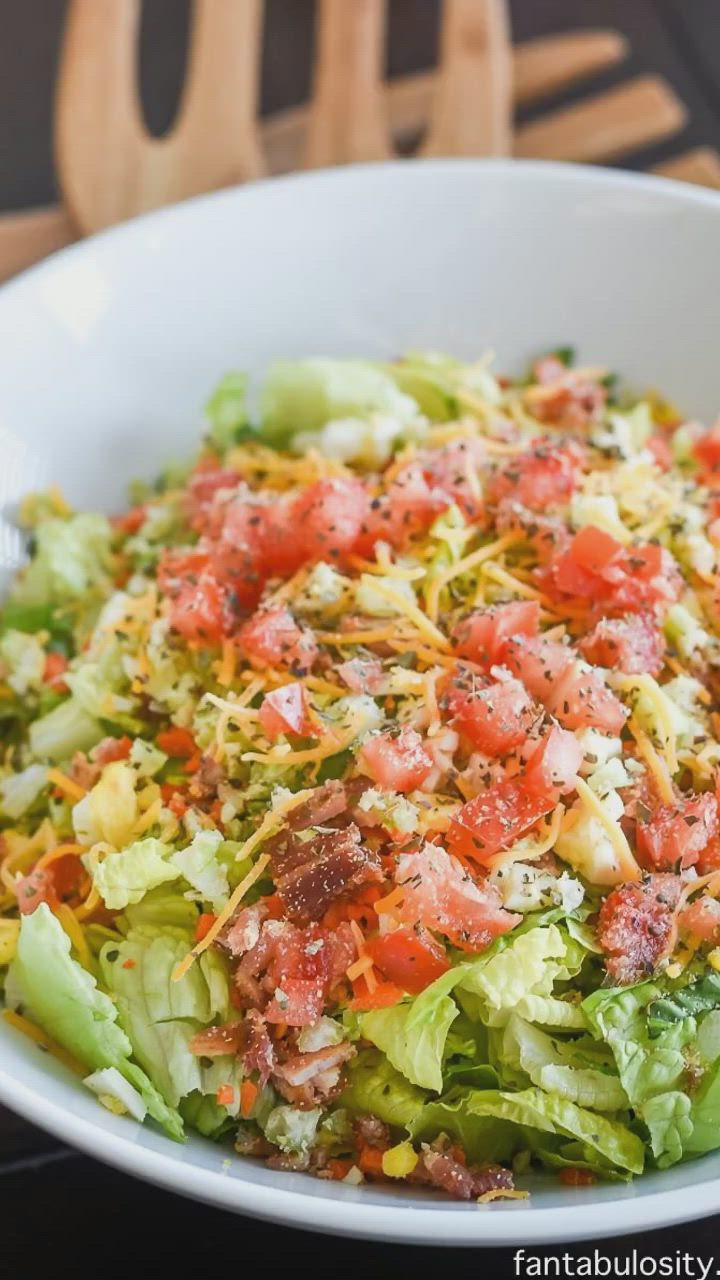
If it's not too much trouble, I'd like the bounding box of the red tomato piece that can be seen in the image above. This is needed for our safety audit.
[487,442,584,511]
[694,426,720,477]
[357,728,434,793]
[16,860,83,915]
[156,726,197,759]
[524,724,584,795]
[541,529,681,615]
[112,504,147,536]
[92,735,133,765]
[416,439,486,522]
[597,874,681,985]
[263,923,355,1025]
[168,565,233,645]
[546,665,627,734]
[571,525,623,575]
[446,778,557,864]
[443,668,536,756]
[452,601,540,668]
[157,547,212,596]
[502,633,574,700]
[292,478,369,563]
[678,896,720,942]
[647,434,673,472]
[186,467,240,527]
[259,682,315,739]
[356,464,446,554]
[636,793,719,871]
[395,844,518,951]
[42,651,69,692]
[367,925,450,994]
[579,613,665,677]
[237,605,318,674]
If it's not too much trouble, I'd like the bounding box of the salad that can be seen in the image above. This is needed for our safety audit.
[3,348,720,1202]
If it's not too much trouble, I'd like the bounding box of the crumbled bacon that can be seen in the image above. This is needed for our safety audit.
[353,1114,391,1149]
[187,753,225,805]
[233,918,356,1026]
[416,1147,515,1201]
[274,825,382,923]
[237,1008,276,1083]
[597,873,682,985]
[224,902,269,957]
[189,1022,245,1057]
[272,1041,355,1107]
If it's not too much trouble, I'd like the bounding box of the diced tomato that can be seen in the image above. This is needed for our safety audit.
[186,467,240,527]
[452,601,540,668]
[579,613,665,677]
[157,547,211,595]
[157,726,198,759]
[532,356,568,385]
[237,605,318,674]
[356,464,446,554]
[636,793,719,871]
[597,874,681,985]
[524,724,584,795]
[357,728,433,793]
[486,442,584,511]
[263,923,355,1026]
[292,478,369,563]
[694,426,720,477]
[112,504,147,535]
[416,439,486,523]
[446,777,557,864]
[395,844,518,950]
[336,656,385,695]
[495,501,570,563]
[541,528,681,615]
[502,633,574,700]
[366,925,449,994]
[168,565,234,645]
[447,725,580,865]
[443,668,536,756]
[546,665,627,734]
[647,434,673,472]
[259,682,315,739]
[42,651,69,692]
[14,849,83,919]
[92,735,133,765]
[679,896,720,942]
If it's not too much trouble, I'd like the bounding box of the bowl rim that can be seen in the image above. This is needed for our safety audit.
[2,157,720,1245]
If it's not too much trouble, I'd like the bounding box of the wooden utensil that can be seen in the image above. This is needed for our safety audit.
[421,0,512,157]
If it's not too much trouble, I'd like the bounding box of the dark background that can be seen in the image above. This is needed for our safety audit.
[3,2,720,1274]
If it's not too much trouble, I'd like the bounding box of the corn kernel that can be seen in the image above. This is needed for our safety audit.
[708,948,720,973]
[0,919,20,965]
[381,1141,418,1179]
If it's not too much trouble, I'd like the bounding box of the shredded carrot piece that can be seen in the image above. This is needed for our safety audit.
[373,885,406,916]
[240,1080,258,1117]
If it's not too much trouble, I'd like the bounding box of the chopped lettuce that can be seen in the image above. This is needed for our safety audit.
[340,1048,427,1128]
[9,904,183,1139]
[99,925,230,1110]
[501,1014,629,1111]
[354,968,462,1092]
[29,696,102,763]
[260,358,420,445]
[0,630,45,695]
[170,829,229,911]
[86,838,179,910]
[412,1087,644,1175]
[0,764,48,820]
[204,371,250,450]
[263,1106,322,1155]
[11,513,112,606]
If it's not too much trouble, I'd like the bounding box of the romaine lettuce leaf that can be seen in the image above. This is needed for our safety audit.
[204,371,250,450]
[9,904,183,1139]
[355,967,462,1091]
[11,513,112,606]
[86,837,180,910]
[500,1014,628,1111]
[340,1048,427,1127]
[170,829,229,911]
[260,358,420,444]
[99,925,230,1110]
[29,696,102,763]
[412,1087,644,1175]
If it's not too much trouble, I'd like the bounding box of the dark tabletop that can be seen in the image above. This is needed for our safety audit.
[3,1,720,1272]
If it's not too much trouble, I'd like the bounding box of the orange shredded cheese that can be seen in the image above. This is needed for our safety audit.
[46,769,86,803]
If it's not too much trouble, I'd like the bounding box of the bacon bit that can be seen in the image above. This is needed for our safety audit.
[46,768,87,803]
[195,912,217,943]
[122,958,136,970]
[326,1158,354,1180]
[216,1084,235,1107]
[240,1080,258,1117]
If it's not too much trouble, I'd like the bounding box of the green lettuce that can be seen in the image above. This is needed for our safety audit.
[260,358,420,444]
[340,1048,427,1128]
[205,371,251,450]
[354,967,462,1091]
[9,904,183,1139]
[29,696,102,762]
[456,924,577,1026]
[500,1014,628,1111]
[100,925,231,1110]
[412,1087,644,1175]
[170,829,229,911]
[647,973,720,1037]
[87,838,180,910]
[11,513,112,606]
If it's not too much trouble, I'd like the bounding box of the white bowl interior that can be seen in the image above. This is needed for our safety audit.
[1,159,720,1243]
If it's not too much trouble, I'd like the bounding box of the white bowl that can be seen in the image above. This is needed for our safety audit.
[1,159,720,1245]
